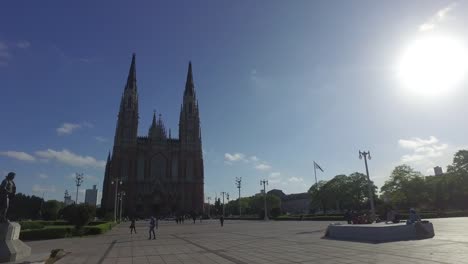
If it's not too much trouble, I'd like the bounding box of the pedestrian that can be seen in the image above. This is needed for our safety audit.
[407,208,421,225]
[130,218,137,234]
[220,216,224,227]
[192,214,196,224]
[344,210,352,224]
[149,216,156,240]
[176,217,179,224]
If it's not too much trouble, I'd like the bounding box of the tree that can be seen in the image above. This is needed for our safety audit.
[9,193,43,220]
[41,200,64,220]
[380,165,427,208]
[62,204,96,228]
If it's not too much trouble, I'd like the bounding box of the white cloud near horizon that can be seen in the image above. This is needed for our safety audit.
[288,177,304,183]
[224,153,246,163]
[57,122,93,135]
[0,151,36,162]
[36,149,106,168]
[32,184,57,193]
[269,172,281,178]
[398,136,455,175]
[255,163,271,171]
[419,3,457,32]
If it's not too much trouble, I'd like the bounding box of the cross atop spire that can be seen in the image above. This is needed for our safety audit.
[125,53,137,91]
[184,61,195,96]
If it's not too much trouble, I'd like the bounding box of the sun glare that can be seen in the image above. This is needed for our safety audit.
[398,35,468,98]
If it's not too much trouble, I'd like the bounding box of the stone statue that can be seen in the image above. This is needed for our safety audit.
[0,172,16,222]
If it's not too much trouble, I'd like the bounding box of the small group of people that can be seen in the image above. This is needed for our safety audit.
[129,216,158,240]
[344,210,372,224]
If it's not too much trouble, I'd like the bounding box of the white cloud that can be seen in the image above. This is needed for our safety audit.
[249,156,259,162]
[38,173,49,179]
[57,123,81,135]
[0,151,36,162]
[269,172,281,178]
[398,136,439,149]
[17,41,31,49]
[398,136,456,174]
[57,122,93,135]
[94,136,108,143]
[255,163,271,171]
[35,149,106,168]
[419,3,456,32]
[224,153,246,162]
[288,177,304,183]
[32,184,56,193]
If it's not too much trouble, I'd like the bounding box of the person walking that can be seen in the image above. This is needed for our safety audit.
[220,216,224,227]
[130,218,137,234]
[149,216,156,240]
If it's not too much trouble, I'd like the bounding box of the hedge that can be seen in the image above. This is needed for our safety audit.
[19,221,45,230]
[20,227,74,240]
[20,222,117,241]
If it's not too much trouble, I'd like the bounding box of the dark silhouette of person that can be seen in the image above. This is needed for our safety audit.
[149,216,156,240]
[192,214,196,224]
[344,210,352,224]
[0,172,16,222]
[220,216,224,227]
[130,218,137,234]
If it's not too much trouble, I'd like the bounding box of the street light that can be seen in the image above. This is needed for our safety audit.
[220,192,229,217]
[118,191,126,223]
[75,173,84,204]
[111,178,122,223]
[235,177,242,217]
[260,179,269,221]
[359,150,376,222]
[207,196,211,218]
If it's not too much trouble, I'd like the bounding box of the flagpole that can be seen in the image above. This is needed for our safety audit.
[313,161,318,187]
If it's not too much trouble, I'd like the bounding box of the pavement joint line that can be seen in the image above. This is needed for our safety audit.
[97,239,117,264]
[172,234,250,264]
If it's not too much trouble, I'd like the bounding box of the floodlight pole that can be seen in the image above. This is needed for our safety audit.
[75,173,84,204]
[235,177,242,217]
[118,191,126,223]
[260,180,269,221]
[359,150,376,222]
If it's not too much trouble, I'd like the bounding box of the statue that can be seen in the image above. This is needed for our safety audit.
[0,172,16,223]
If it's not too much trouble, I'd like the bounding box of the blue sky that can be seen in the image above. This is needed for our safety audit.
[1,1,468,203]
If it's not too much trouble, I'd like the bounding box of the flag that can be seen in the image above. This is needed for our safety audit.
[314,161,324,172]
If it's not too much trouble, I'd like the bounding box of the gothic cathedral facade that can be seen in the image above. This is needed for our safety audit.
[101,54,204,217]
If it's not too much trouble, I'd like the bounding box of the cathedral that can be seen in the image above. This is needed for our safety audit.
[101,54,204,217]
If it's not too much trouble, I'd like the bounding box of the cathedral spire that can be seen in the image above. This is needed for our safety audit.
[125,53,137,91]
[184,61,195,97]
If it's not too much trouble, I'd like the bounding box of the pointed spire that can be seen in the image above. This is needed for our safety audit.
[125,53,137,91]
[107,151,111,162]
[184,61,195,96]
[152,110,157,126]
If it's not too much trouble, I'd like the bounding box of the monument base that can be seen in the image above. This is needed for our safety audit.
[324,221,435,243]
[0,222,31,263]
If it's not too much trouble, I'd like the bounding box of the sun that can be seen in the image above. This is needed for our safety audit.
[398,35,468,97]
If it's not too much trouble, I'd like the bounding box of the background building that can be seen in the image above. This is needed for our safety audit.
[85,185,98,206]
[434,166,443,176]
[101,54,204,218]
[64,190,74,206]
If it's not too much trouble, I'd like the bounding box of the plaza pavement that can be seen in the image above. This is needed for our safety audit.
[15,217,468,264]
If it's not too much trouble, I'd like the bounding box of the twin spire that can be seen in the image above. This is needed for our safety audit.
[125,53,137,91]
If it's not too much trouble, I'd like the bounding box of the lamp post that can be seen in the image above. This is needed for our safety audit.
[235,177,242,217]
[111,178,122,223]
[118,191,126,223]
[359,150,375,222]
[221,192,228,217]
[75,173,84,204]
[260,179,269,221]
[207,196,211,218]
